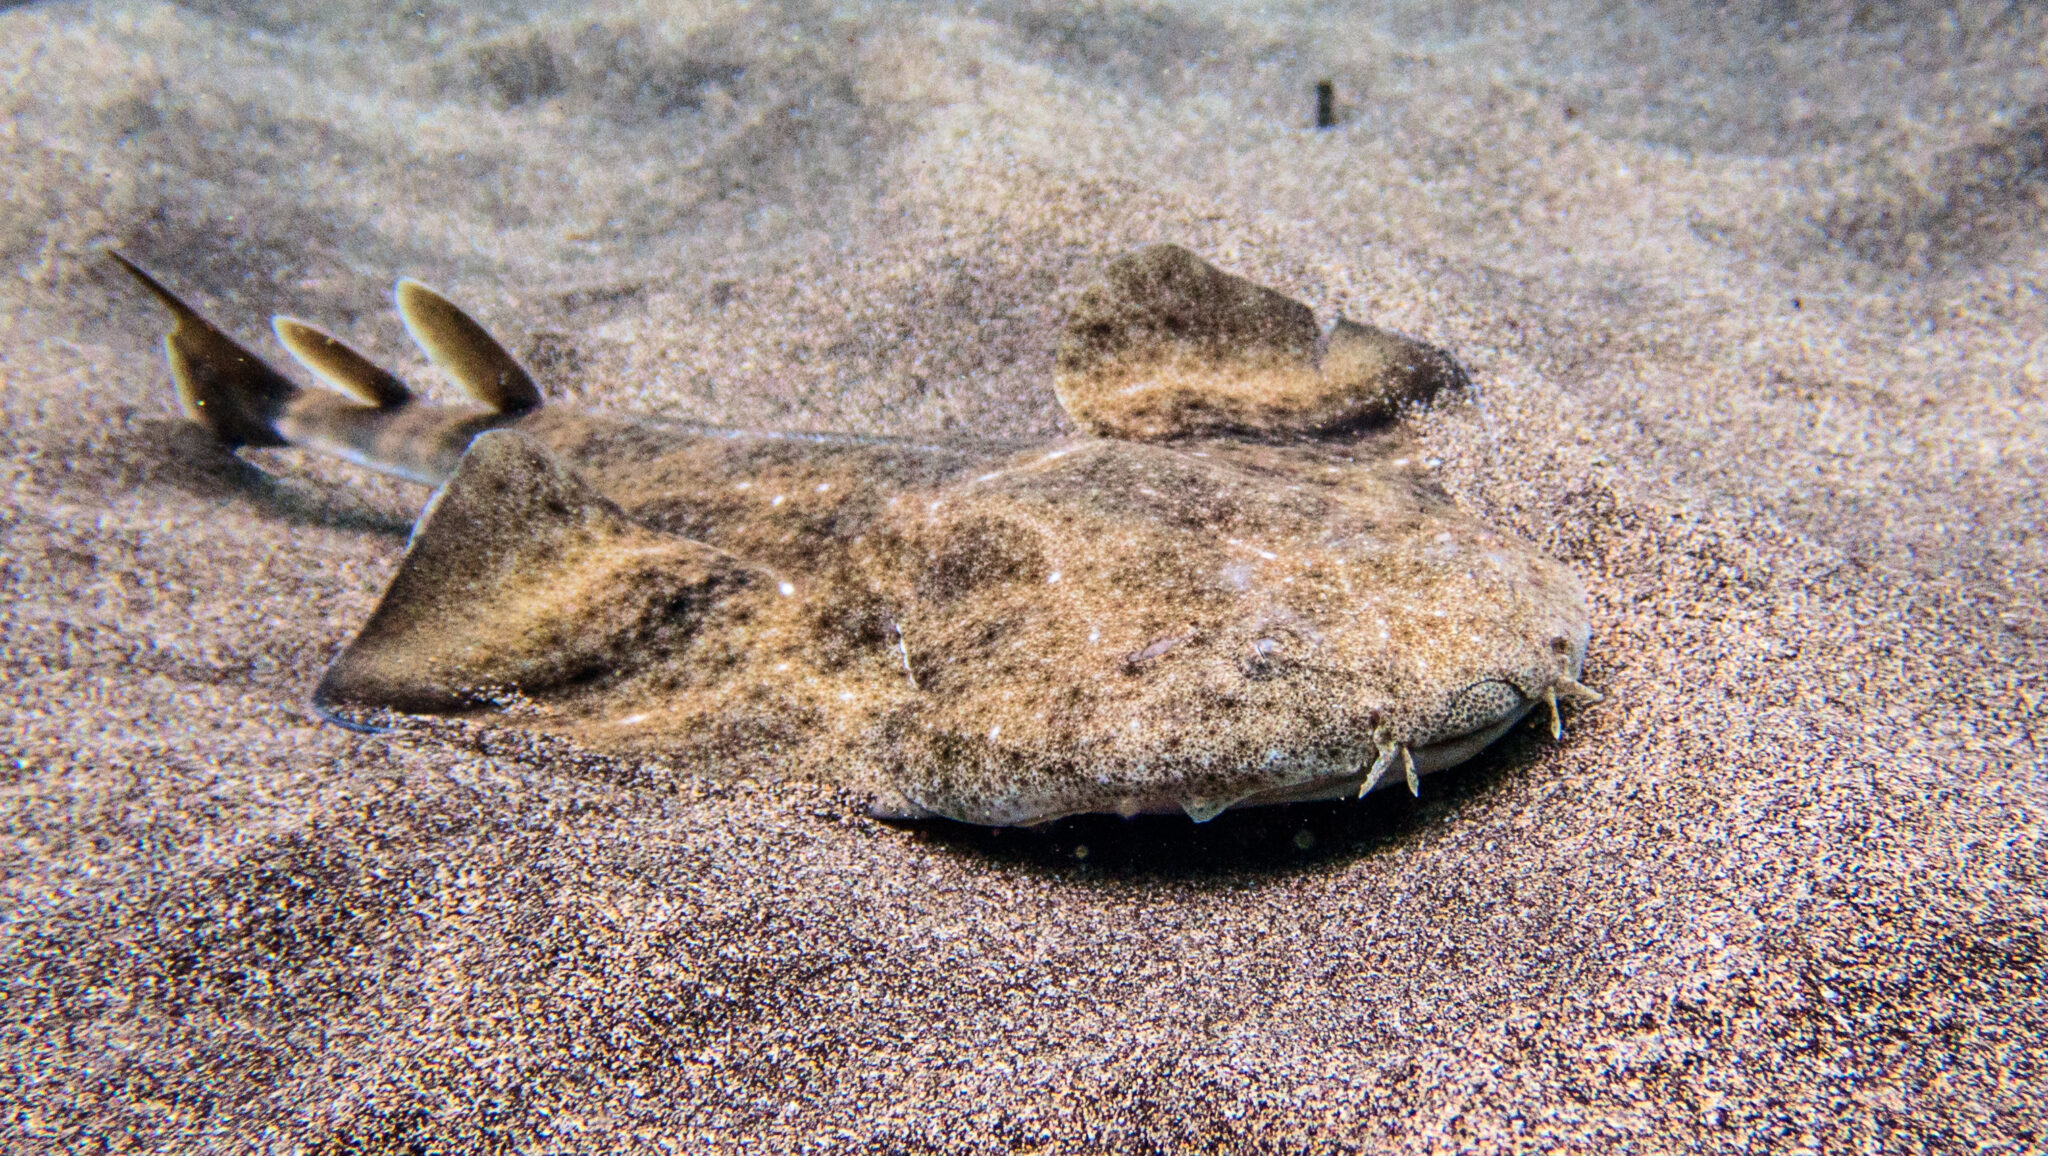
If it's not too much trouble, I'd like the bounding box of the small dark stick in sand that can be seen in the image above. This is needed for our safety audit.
[1315,81,1336,129]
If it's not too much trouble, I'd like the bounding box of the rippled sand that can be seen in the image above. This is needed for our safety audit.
[3,2,2042,1150]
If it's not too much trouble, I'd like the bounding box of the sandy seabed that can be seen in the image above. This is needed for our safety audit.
[2,1,2044,1151]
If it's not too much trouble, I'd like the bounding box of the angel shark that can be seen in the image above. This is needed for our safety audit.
[112,244,1599,826]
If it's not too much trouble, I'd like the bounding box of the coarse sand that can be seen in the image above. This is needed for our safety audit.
[2,1,2043,1151]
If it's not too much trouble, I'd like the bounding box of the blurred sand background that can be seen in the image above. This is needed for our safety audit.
[2,0,2044,1150]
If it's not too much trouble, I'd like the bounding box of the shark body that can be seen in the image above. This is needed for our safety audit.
[115,245,1598,826]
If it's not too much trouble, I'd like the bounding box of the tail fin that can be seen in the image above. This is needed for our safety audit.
[110,251,300,448]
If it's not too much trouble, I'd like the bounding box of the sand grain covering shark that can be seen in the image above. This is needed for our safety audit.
[114,243,1599,826]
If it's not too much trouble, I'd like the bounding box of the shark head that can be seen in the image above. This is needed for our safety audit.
[866,434,1596,826]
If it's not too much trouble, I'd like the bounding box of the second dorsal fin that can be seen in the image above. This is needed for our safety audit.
[395,279,542,414]
[315,430,760,713]
[272,317,413,409]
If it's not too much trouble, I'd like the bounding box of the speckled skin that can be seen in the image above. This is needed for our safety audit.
[119,248,1597,826]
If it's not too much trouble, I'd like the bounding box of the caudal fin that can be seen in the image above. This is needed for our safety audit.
[110,251,300,448]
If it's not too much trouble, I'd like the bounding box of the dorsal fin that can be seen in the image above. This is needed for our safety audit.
[110,251,299,448]
[315,430,758,713]
[394,279,542,414]
[272,316,413,409]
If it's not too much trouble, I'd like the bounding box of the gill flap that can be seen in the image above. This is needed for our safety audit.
[315,430,755,713]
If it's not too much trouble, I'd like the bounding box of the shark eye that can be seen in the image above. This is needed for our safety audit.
[1126,629,1194,667]
[1239,636,1287,679]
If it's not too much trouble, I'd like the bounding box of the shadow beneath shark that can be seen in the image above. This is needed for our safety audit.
[892,731,1547,883]
[132,419,416,538]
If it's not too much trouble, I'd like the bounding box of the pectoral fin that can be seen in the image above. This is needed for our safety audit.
[1053,244,1463,440]
[1318,317,1465,418]
[316,430,759,713]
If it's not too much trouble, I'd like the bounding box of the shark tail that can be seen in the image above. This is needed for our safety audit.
[110,251,302,448]
[113,252,545,484]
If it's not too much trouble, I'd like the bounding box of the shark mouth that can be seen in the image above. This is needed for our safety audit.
[1211,670,1603,820]
[871,670,1602,827]
[1225,701,1535,813]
